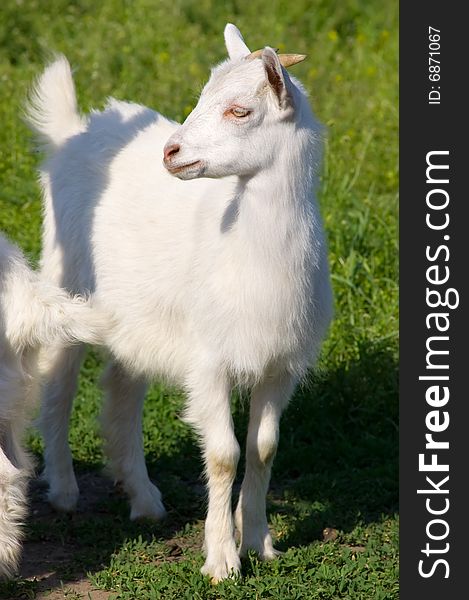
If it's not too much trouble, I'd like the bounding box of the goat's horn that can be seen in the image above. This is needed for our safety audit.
[246,49,307,67]
[278,53,307,67]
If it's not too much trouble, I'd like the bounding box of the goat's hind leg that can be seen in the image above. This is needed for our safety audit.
[0,364,33,576]
[0,445,29,577]
[235,372,297,560]
[100,361,166,520]
[40,344,85,512]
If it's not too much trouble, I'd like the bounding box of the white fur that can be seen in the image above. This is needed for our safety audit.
[0,233,105,577]
[26,24,333,581]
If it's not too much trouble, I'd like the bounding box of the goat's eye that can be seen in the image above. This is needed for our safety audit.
[230,107,251,118]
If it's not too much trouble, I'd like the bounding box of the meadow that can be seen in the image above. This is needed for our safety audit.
[0,0,398,598]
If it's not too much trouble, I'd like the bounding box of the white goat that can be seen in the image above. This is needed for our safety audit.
[26,24,333,581]
[0,233,105,577]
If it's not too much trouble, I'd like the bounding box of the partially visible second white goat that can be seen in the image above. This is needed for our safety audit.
[0,233,105,577]
[27,24,333,581]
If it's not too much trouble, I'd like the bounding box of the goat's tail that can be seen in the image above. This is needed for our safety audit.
[25,55,86,150]
[1,234,107,351]
[10,278,108,352]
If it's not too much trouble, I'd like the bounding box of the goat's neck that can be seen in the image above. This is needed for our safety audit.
[235,139,317,258]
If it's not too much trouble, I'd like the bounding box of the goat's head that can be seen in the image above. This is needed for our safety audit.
[163,24,309,180]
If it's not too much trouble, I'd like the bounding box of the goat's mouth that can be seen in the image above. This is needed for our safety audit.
[165,160,203,176]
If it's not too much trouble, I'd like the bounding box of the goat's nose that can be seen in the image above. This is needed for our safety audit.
[163,143,180,163]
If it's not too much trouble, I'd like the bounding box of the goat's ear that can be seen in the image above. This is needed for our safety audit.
[262,47,293,110]
[224,23,251,60]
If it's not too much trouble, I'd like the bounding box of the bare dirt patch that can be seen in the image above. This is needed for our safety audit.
[10,471,205,599]
[16,473,118,599]
[26,576,110,600]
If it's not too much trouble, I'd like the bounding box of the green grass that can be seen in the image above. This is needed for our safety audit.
[0,0,398,598]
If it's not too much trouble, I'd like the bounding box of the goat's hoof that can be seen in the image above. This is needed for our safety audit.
[130,502,167,521]
[259,546,283,561]
[125,480,167,521]
[238,538,282,561]
[48,488,79,513]
[129,491,167,521]
[201,552,241,583]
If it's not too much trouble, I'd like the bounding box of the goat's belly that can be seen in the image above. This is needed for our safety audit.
[102,300,191,382]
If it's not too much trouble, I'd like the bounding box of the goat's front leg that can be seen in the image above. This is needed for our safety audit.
[235,372,297,559]
[100,361,166,520]
[185,369,240,583]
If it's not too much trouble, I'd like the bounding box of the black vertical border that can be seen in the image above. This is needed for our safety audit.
[400,3,467,598]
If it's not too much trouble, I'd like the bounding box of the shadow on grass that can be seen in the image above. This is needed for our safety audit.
[0,338,397,598]
[270,338,398,549]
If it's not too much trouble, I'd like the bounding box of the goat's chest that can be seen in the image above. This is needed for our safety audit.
[189,245,314,374]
